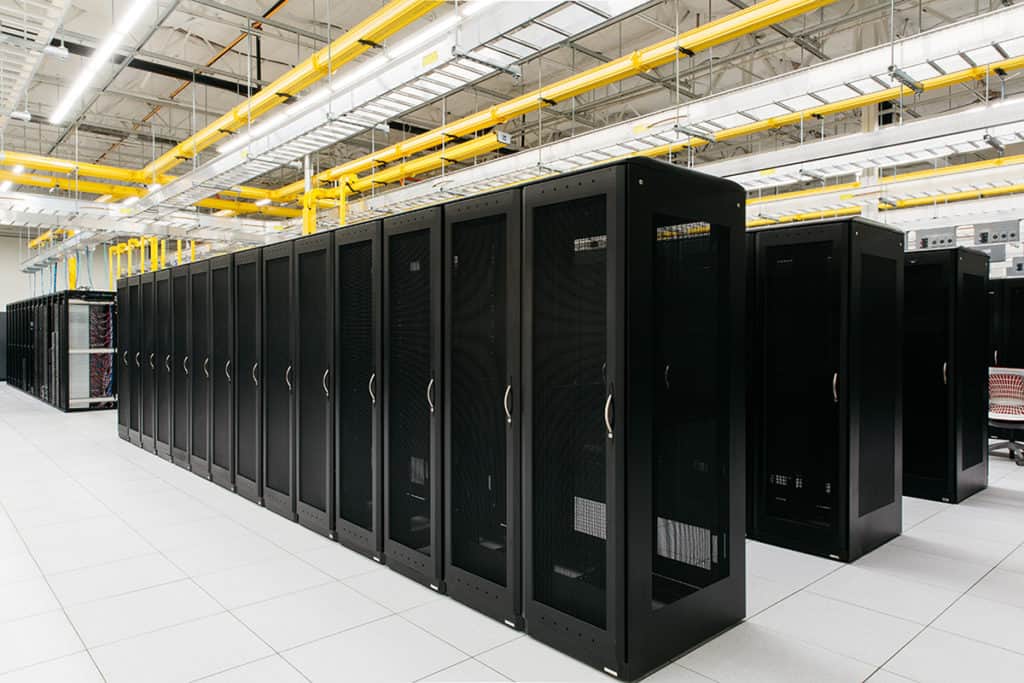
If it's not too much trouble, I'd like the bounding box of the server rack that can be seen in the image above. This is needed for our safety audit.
[522,159,745,680]
[262,242,296,520]
[334,220,383,559]
[1,312,7,382]
[170,265,190,468]
[210,255,234,490]
[155,269,173,459]
[383,206,444,590]
[140,273,156,453]
[235,247,263,504]
[128,277,142,446]
[117,279,131,440]
[992,277,1024,367]
[989,278,1003,368]
[749,218,903,562]
[190,261,212,477]
[903,248,988,503]
[443,189,522,627]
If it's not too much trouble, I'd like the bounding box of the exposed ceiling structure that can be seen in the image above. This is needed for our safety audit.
[0,0,1022,282]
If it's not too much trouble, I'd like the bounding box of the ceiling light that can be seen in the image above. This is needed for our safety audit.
[255,198,272,206]
[9,110,31,122]
[12,165,24,174]
[121,196,140,206]
[44,44,69,60]
[0,181,12,192]
[213,209,236,217]
[49,0,157,125]
[147,183,162,192]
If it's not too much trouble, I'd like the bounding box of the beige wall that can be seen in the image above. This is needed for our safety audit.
[0,236,112,310]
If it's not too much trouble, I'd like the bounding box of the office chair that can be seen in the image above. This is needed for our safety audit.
[988,368,1024,466]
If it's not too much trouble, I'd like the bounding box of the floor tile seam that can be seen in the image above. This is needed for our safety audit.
[396,607,517,660]
[410,655,496,683]
[187,653,313,683]
[273,611,402,655]
[338,573,436,614]
[792,585,942,626]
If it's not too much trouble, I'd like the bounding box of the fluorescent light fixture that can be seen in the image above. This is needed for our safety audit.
[213,209,236,217]
[121,196,140,206]
[0,181,12,192]
[147,182,162,192]
[44,44,69,60]
[255,198,272,206]
[10,110,31,122]
[12,165,24,174]
[49,0,157,125]
[95,194,114,203]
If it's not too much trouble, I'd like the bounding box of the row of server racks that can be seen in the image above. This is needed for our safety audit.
[5,290,117,412]
[117,158,747,681]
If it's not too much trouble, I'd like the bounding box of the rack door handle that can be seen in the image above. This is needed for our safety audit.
[285,365,293,392]
[322,369,330,398]
[149,353,155,370]
[252,362,259,387]
[122,350,128,366]
[368,372,376,405]
[203,357,210,379]
[134,352,141,368]
[183,355,190,376]
[165,354,171,373]
[943,361,948,385]
[995,349,999,365]
[427,377,435,414]
[832,372,839,404]
[225,360,232,383]
[604,392,614,440]
[503,384,513,424]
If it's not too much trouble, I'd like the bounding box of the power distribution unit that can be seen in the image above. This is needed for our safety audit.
[383,206,444,591]
[904,248,989,503]
[749,218,903,562]
[522,159,746,680]
[444,188,522,628]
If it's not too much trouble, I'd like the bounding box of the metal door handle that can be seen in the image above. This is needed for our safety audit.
[503,384,513,424]
[368,372,376,404]
[832,372,839,403]
[203,357,210,379]
[149,353,155,370]
[134,352,141,368]
[165,354,171,373]
[285,365,293,392]
[183,355,190,376]
[664,364,671,389]
[322,369,330,398]
[995,349,999,365]
[252,362,259,387]
[123,350,128,366]
[225,360,232,382]
[943,361,947,385]
[604,392,614,440]
[427,377,435,413]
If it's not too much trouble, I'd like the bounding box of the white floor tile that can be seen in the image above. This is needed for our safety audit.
[886,627,1024,683]
[232,581,389,650]
[0,551,41,586]
[901,496,947,531]
[853,543,990,592]
[891,525,1017,566]
[640,666,716,683]
[0,611,84,675]
[0,577,60,624]
[864,670,916,682]
[477,635,615,682]
[420,659,512,682]
[65,579,223,647]
[745,541,841,590]
[46,554,185,606]
[19,516,154,575]
[284,615,466,683]
[139,515,254,554]
[195,655,308,683]
[89,612,271,683]
[968,567,1024,609]
[402,599,522,655]
[162,531,291,577]
[808,564,960,624]
[296,543,384,580]
[0,652,103,683]
[999,545,1024,574]
[344,566,443,612]
[194,555,333,609]
[677,622,875,683]
[746,575,794,618]
[932,595,1024,655]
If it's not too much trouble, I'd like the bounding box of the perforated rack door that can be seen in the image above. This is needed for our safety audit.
[262,243,295,517]
[170,267,190,466]
[190,262,211,474]
[210,257,234,484]
[234,249,262,500]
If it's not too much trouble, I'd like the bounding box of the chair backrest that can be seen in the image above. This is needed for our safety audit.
[989,368,1024,419]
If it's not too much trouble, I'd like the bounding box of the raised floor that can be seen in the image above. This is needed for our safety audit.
[1,383,1023,682]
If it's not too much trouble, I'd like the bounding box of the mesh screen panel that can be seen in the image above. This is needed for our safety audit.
[117,285,129,427]
[129,284,139,430]
[156,279,171,443]
[531,194,607,629]
[388,230,432,555]
[172,275,188,449]
[191,271,209,460]
[298,249,329,511]
[450,214,508,586]
[961,273,986,469]
[211,267,231,469]
[338,241,374,530]
[235,262,260,481]
[264,255,292,495]
[141,282,154,437]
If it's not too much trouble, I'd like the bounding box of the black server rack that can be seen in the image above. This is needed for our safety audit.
[334,220,383,559]
[443,189,522,627]
[993,277,1024,367]
[262,242,296,520]
[1,312,7,382]
[235,247,263,504]
[903,248,989,503]
[522,159,745,680]
[190,261,212,477]
[128,277,142,446]
[383,206,444,590]
[140,273,156,453]
[117,279,131,440]
[210,255,234,490]
[155,270,173,459]
[294,233,335,537]
[989,278,1003,368]
[749,218,903,562]
[171,265,190,468]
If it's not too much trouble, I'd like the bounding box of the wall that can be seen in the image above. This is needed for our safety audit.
[0,236,113,310]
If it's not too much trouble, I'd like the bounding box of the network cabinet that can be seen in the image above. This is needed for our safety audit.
[334,220,384,559]
[127,276,142,446]
[0,311,6,382]
[210,255,234,490]
[903,248,988,503]
[991,277,1024,367]
[8,290,115,414]
[190,261,212,477]
[749,218,903,562]
[522,159,746,680]
[234,247,263,504]
[140,274,156,453]
[262,242,296,521]
[383,206,444,590]
[171,265,190,468]
[117,278,131,440]
[443,188,522,627]
[155,269,172,459]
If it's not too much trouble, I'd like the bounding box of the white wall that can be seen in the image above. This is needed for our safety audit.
[0,236,113,309]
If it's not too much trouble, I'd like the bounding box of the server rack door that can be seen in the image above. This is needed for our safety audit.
[128,279,142,445]
[443,189,521,626]
[116,280,130,439]
[210,256,234,489]
[902,252,954,500]
[190,262,212,476]
[334,221,383,559]
[295,233,333,537]
[383,207,443,589]
[989,279,1004,367]
[955,250,989,501]
[234,249,263,503]
[754,225,847,558]
[262,243,295,519]
[1002,280,1024,367]
[155,271,172,458]
[140,274,157,451]
[171,267,190,467]
[523,169,620,665]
